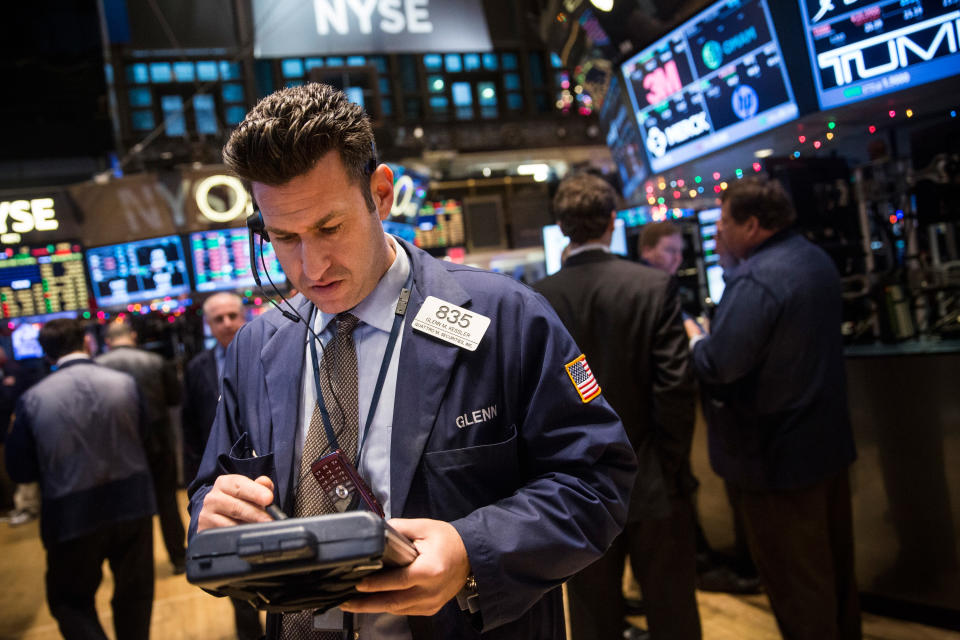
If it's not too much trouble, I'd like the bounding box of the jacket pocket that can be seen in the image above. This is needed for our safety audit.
[419,425,520,521]
[217,432,276,484]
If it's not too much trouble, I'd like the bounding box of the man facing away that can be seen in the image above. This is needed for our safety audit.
[181,292,263,640]
[188,83,637,639]
[97,321,187,575]
[534,173,701,640]
[687,176,861,640]
[5,318,156,639]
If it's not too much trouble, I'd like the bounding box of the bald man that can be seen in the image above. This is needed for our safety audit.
[181,293,262,640]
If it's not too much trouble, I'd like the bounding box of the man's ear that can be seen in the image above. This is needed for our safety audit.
[371,164,395,221]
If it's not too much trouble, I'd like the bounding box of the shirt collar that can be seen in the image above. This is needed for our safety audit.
[566,242,611,260]
[315,234,410,335]
[56,352,90,367]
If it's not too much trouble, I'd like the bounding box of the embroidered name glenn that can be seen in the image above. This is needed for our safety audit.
[455,405,498,429]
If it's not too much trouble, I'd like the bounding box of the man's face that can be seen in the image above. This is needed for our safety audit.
[717,202,754,263]
[252,152,395,314]
[206,296,245,348]
[642,233,684,275]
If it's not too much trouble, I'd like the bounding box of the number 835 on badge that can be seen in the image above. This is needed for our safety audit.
[413,296,491,351]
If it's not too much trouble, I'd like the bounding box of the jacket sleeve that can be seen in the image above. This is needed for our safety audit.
[5,397,40,484]
[448,294,638,632]
[648,278,696,491]
[691,274,780,386]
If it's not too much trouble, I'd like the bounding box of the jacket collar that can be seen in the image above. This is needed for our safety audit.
[562,248,621,268]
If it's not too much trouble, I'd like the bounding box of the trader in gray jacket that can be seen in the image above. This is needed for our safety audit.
[98,321,187,574]
[6,318,156,639]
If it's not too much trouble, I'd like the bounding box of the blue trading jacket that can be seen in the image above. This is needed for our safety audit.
[6,359,156,546]
[188,239,637,639]
[692,230,856,491]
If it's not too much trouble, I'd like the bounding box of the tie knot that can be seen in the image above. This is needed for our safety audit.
[336,313,360,336]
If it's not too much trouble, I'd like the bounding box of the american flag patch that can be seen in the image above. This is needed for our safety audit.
[565,354,601,403]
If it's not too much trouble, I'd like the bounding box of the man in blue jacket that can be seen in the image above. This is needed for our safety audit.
[687,177,860,640]
[6,318,156,639]
[188,83,637,639]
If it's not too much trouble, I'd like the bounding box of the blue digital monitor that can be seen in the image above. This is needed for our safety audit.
[698,207,726,302]
[617,206,698,227]
[598,74,649,202]
[8,311,79,360]
[86,235,191,307]
[386,163,430,222]
[382,220,417,244]
[0,242,89,319]
[621,0,799,174]
[798,0,960,109]
[542,218,628,276]
[189,228,286,293]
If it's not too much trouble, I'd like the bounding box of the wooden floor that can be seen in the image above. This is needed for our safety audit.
[1,493,957,640]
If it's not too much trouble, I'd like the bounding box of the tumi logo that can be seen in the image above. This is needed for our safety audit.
[314,0,433,36]
[818,12,960,87]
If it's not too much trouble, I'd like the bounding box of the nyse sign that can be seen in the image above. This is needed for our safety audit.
[818,12,960,87]
[0,198,59,244]
[253,0,492,57]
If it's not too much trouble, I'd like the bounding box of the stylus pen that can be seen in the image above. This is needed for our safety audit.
[251,448,288,520]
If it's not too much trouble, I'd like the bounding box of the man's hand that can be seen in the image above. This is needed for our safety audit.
[197,474,276,531]
[340,518,470,617]
[684,317,705,339]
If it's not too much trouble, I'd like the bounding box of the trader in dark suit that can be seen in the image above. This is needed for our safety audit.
[181,292,246,485]
[687,177,860,640]
[6,318,156,639]
[535,173,700,640]
[181,291,262,640]
[97,321,187,575]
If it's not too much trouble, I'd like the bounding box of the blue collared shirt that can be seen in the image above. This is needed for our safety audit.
[296,234,411,640]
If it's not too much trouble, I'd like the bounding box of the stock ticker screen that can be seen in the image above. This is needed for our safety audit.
[0,243,89,319]
[190,227,286,293]
[798,0,960,109]
[621,0,799,174]
[598,74,649,202]
[86,235,191,307]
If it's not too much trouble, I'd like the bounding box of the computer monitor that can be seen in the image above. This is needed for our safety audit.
[797,0,960,109]
[698,208,726,302]
[620,0,800,174]
[86,235,191,308]
[7,310,80,360]
[385,163,430,222]
[189,227,285,293]
[0,242,89,319]
[542,218,628,276]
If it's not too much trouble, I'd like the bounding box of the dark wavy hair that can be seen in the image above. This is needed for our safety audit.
[223,83,376,211]
[721,176,797,231]
[553,173,618,244]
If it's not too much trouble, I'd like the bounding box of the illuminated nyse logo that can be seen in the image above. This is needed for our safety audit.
[194,175,253,223]
[645,111,710,158]
[818,12,960,87]
[0,198,58,244]
[313,0,433,36]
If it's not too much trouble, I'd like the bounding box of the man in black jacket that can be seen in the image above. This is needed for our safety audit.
[97,321,186,574]
[6,319,156,639]
[181,291,262,640]
[535,173,700,640]
[687,177,860,640]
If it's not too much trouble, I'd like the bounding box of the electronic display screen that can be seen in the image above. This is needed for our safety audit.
[86,235,191,307]
[542,218,628,276]
[7,310,79,360]
[617,206,698,227]
[621,0,799,174]
[698,208,726,302]
[798,0,960,109]
[189,228,285,293]
[0,243,89,319]
[598,75,649,201]
[386,163,429,222]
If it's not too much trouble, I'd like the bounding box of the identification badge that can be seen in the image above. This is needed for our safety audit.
[412,296,490,351]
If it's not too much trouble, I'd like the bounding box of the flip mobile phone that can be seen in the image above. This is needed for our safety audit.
[310,449,385,518]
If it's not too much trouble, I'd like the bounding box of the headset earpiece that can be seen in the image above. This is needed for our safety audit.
[367,141,378,175]
[246,211,269,242]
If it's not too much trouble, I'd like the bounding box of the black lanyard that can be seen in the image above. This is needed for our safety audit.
[308,270,413,466]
